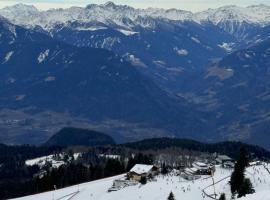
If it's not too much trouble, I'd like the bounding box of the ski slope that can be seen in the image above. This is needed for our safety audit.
[13,164,270,200]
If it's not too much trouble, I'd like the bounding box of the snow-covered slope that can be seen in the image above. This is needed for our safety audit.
[193,5,270,39]
[13,164,270,200]
[25,153,81,168]
[0,2,270,31]
[194,5,270,25]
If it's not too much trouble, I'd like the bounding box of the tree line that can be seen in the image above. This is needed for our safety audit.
[0,152,153,199]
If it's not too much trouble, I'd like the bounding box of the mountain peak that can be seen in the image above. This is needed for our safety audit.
[0,14,7,21]
[104,1,117,8]
[4,3,38,12]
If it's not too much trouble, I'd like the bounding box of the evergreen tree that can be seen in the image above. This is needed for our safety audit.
[126,157,136,171]
[140,176,147,185]
[230,166,245,194]
[167,192,175,200]
[104,159,125,177]
[219,193,226,200]
[161,163,168,175]
[238,178,255,198]
[238,147,249,168]
[230,146,248,194]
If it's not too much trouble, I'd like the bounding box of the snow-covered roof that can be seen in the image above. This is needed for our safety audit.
[193,162,207,167]
[184,167,199,175]
[217,155,232,161]
[192,162,209,170]
[129,164,154,174]
[249,161,260,166]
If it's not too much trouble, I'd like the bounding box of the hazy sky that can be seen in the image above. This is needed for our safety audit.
[0,0,270,11]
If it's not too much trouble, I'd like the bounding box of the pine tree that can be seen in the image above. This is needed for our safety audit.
[219,193,226,200]
[238,147,249,168]
[161,163,168,175]
[230,165,245,194]
[167,192,175,200]
[126,157,136,171]
[140,176,147,185]
[238,178,255,198]
[230,146,248,194]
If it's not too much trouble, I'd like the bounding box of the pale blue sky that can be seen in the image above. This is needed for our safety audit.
[0,0,270,11]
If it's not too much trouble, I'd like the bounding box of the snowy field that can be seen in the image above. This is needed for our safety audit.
[13,164,270,200]
[25,153,81,168]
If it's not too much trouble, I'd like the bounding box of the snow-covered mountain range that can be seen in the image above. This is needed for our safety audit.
[0,2,270,31]
[1,2,269,71]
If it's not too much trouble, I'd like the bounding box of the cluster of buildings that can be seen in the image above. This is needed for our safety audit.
[215,155,234,168]
[181,161,214,180]
[181,154,235,180]
[108,154,235,191]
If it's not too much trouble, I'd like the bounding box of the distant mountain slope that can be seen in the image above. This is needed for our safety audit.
[179,39,270,149]
[51,20,235,92]
[1,3,270,150]
[44,127,115,147]
[122,138,270,159]
[2,3,270,93]
[0,17,206,144]
[0,4,238,95]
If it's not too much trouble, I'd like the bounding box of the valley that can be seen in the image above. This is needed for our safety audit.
[0,2,270,148]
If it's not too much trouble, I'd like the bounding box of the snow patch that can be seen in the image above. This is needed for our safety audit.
[175,48,189,56]
[75,26,107,31]
[245,53,252,58]
[117,29,139,36]
[44,76,56,82]
[218,42,234,52]
[128,54,147,68]
[2,51,13,63]
[25,153,81,169]
[153,60,167,67]
[191,37,201,44]
[101,37,120,49]
[26,155,65,168]
[38,49,50,63]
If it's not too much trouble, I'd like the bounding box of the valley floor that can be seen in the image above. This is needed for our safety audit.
[13,164,270,200]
